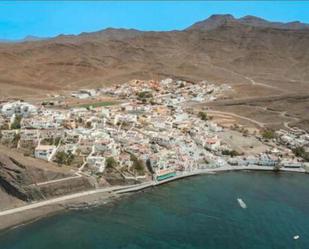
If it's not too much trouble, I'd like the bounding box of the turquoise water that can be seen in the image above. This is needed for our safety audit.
[0,172,309,249]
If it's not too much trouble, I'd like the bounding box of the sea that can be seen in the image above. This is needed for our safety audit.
[0,172,308,249]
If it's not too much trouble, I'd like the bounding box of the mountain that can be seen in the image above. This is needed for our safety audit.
[239,15,309,30]
[21,35,47,42]
[0,35,48,44]
[187,14,309,31]
[0,14,308,98]
[186,14,237,31]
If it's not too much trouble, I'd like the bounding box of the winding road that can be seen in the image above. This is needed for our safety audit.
[210,64,282,91]
[207,110,265,128]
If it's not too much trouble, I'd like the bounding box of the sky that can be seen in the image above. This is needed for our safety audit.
[1,1,309,40]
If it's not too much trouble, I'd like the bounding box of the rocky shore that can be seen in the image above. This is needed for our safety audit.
[0,191,120,232]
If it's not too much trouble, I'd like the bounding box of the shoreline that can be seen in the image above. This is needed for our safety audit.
[0,166,307,232]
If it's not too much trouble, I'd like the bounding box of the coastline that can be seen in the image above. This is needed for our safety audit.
[0,191,121,232]
[0,166,307,232]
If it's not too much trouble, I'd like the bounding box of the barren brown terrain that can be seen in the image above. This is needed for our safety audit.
[0,14,308,129]
[0,145,94,211]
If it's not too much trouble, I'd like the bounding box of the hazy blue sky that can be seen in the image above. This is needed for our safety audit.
[1,1,309,40]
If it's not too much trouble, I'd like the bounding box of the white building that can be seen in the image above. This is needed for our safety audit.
[71,92,90,99]
[20,129,40,141]
[87,156,106,173]
[80,89,97,97]
[62,144,78,155]
[1,101,37,117]
[161,78,173,85]
[114,114,137,125]
[0,130,18,141]
[71,89,97,99]
[205,136,221,151]
[35,145,57,161]
[208,122,223,132]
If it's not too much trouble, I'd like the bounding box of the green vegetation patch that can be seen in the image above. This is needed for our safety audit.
[55,151,75,166]
[261,129,276,140]
[222,149,240,157]
[137,91,153,99]
[130,154,145,174]
[105,157,118,169]
[78,101,118,109]
[293,147,309,162]
[198,111,208,121]
[11,115,22,130]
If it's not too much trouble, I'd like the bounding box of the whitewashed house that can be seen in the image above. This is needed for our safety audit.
[34,145,57,161]
[71,92,90,99]
[0,130,18,141]
[71,89,97,99]
[208,122,223,132]
[101,108,111,118]
[87,156,106,173]
[62,144,78,155]
[161,78,173,85]
[20,129,40,141]
[205,136,221,151]
[1,101,37,117]
[114,114,137,125]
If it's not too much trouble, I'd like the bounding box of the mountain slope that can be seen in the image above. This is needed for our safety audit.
[0,14,308,98]
[0,145,94,210]
[187,14,309,31]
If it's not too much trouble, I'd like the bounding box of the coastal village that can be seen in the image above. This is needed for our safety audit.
[0,78,309,186]
[2,4,309,246]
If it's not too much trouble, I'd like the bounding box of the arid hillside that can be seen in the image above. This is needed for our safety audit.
[0,14,308,96]
[0,145,94,211]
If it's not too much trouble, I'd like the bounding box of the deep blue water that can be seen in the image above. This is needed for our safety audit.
[0,172,309,249]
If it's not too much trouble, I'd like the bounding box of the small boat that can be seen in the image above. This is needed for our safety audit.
[237,198,247,209]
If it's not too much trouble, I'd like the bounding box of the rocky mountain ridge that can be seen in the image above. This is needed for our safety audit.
[187,14,309,31]
[0,14,308,98]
